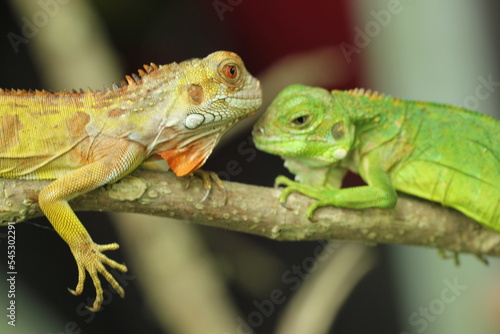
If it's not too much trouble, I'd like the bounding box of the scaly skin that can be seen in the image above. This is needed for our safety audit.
[0,51,262,311]
[253,84,499,231]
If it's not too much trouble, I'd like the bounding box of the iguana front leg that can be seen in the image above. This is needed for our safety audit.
[276,158,398,219]
[38,141,145,311]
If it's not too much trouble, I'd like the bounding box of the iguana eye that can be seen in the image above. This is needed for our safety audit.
[291,114,311,127]
[222,64,238,80]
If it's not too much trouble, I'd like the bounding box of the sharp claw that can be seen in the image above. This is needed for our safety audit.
[70,241,127,312]
[86,304,101,312]
[200,188,211,203]
[306,201,326,221]
[185,174,193,190]
[278,187,294,205]
[116,286,125,298]
[188,169,226,204]
[220,186,228,205]
[306,208,318,221]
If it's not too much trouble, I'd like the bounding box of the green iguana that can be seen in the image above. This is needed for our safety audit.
[253,84,499,230]
[0,51,262,311]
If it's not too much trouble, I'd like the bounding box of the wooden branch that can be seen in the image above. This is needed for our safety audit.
[1,169,499,257]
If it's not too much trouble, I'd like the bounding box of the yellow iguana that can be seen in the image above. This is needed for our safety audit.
[0,51,262,311]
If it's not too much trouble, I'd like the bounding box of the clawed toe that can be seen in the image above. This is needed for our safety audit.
[70,241,127,311]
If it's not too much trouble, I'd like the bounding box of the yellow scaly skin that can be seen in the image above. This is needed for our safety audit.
[0,51,262,311]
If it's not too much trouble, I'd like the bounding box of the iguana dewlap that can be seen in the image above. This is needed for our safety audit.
[253,84,499,231]
[0,51,262,311]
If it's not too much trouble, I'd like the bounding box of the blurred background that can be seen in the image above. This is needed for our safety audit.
[0,0,499,333]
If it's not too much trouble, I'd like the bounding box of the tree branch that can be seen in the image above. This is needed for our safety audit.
[1,169,499,257]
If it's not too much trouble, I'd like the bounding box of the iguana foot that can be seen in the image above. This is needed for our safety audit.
[275,175,337,219]
[68,242,127,311]
[275,175,313,204]
[274,175,295,200]
[187,169,227,204]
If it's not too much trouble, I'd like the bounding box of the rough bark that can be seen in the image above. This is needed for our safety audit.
[1,169,499,257]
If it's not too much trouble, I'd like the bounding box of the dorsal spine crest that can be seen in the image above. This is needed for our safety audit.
[346,88,387,100]
[0,62,162,96]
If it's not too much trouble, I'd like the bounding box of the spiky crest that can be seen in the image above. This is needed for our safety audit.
[346,88,387,100]
[0,62,161,97]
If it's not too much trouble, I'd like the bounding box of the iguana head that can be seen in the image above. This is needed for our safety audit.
[154,51,262,176]
[253,84,355,167]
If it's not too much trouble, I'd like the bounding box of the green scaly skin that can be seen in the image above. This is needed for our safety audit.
[253,84,500,231]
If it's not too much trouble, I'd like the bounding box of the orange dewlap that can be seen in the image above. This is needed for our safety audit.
[158,147,210,176]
